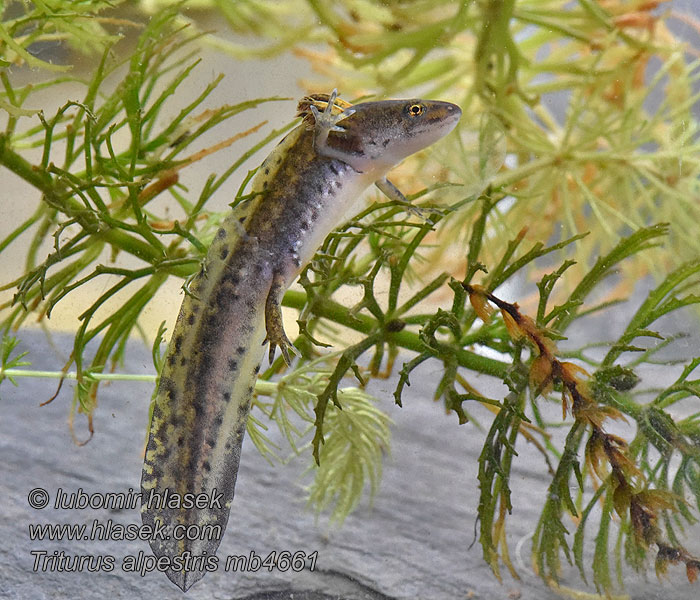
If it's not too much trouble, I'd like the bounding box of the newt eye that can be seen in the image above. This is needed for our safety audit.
[406,103,425,117]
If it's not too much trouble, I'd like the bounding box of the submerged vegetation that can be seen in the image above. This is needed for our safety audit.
[2,0,700,595]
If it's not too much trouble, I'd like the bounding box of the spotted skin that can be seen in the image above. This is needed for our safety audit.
[141,92,462,591]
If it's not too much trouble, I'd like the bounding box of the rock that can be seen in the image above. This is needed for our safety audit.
[1,331,696,599]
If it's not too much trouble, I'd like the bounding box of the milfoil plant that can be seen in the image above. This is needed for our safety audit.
[1,0,700,596]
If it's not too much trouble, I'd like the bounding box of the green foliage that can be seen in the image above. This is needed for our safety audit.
[0,0,121,77]
[307,387,391,523]
[0,334,29,386]
[2,1,700,596]
[1,7,288,422]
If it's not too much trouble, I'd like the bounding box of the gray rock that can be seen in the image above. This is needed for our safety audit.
[1,331,697,599]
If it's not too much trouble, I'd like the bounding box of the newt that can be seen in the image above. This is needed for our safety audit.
[140,90,461,591]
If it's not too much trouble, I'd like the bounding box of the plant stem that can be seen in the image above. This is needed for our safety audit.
[1,369,286,398]
[282,289,510,378]
[1,369,156,382]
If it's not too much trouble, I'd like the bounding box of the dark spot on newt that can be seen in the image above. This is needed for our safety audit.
[177,436,185,448]
[223,391,231,402]
[216,228,226,239]
[264,167,269,175]
[180,356,187,366]
[214,416,223,427]
[212,289,226,310]
[253,365,260,374]
[220,246,229,260]
[202,461,211,472]
[167,354,176,367]
[222,271,240,287]
[382,139,390,147]
[187,313,196,325]
[174,335,183,353]
[197,322,218,349]
[170,467,183,485]
[236,346,246,355]
[329,164,339,176]
[228,358,238,371]
[263,181,268,189]
[160,377,176,398]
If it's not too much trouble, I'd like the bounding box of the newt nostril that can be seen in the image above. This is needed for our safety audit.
[446,103,462,118]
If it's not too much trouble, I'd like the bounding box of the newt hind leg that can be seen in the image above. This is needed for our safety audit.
[264,274,296,366]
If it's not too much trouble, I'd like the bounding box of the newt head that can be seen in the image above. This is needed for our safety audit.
[298,93,462,175]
